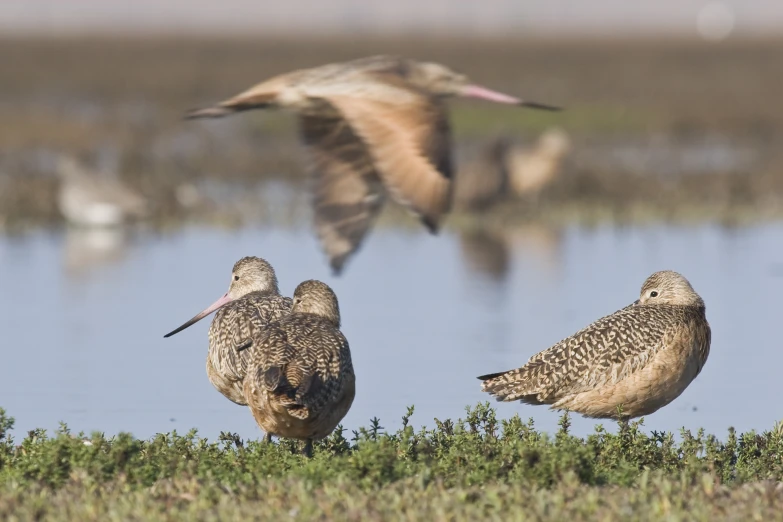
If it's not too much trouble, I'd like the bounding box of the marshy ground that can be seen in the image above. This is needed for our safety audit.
[2,36,783,232]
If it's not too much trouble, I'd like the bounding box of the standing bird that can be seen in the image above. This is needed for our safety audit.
[243,280,355,457]
[56,156,149,227]
[186,55,560,274]
[452,136,511,213]
[164,257,292,405]
[479,271,711,420]
[506,128,571,201]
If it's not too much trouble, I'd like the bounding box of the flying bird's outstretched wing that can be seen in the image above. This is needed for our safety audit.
[325,85,453,233]
[298,105,386,274]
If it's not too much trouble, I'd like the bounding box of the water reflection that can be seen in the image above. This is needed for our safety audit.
[507,223,564,281]
[458,228,510,283]
[62,227,131,278]
[457,223,563,285]
[0,222,781,442]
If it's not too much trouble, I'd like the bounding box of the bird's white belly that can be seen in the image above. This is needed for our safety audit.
[59,188,125,226]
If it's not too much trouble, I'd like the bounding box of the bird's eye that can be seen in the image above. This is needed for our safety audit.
[650,291,658,297]
[234,275,240,281]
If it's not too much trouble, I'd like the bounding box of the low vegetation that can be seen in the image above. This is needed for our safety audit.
[1,405,781,520]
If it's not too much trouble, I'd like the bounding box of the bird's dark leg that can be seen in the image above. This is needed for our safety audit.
[614,405,630,434]
[617,416,632,451]
[302,439,313,458]
[264,432,273,444]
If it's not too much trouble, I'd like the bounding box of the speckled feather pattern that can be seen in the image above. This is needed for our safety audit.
[207,292,292,405]
[243,296,355,441]
[480,271,711,419]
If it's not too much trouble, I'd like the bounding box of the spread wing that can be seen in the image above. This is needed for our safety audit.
[324,87,453,232]
[479,306,671,404]
[298,107,386,275]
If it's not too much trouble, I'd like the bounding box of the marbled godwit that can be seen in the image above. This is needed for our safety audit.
[453,129,570,212]
[452,137,511,212]
[243,280,354,456]
[186,55,560,274]
[506,128,571,200]
[56,157,148,226]
[479,271,711,420]
[164,257,292,406]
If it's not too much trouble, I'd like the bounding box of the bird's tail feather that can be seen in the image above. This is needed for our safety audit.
[478,367,545,404]
[184,106,237,119]
[184,95,275,120]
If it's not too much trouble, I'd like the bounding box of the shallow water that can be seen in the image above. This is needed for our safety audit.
[0,221,781,441]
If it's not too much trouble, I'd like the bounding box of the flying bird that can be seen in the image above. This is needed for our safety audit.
[186,55,560,273]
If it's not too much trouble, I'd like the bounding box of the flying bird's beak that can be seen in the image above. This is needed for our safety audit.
[460,84,562,111]
[163,292,233,338]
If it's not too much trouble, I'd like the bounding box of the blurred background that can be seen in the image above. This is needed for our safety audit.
[0,1,781,441]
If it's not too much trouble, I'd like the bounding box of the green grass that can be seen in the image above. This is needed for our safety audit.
[1,405,781,520]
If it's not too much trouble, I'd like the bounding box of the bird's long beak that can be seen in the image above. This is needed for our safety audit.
[163,293,233,338]
[461,84,562,111]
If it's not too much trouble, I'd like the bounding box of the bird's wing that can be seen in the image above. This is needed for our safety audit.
[323,89,453,232]
[245,294,293,324]
[479,306,671,404]
[298,108,386,274]
[208,301,269,381]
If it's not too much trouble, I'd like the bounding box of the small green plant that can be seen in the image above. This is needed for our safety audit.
[0,404,781,520]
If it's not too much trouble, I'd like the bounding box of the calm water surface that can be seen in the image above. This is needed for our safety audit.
[1,222,781,440]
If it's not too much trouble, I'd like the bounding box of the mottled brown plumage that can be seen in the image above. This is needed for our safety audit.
[164,257,292,405]
[186,55,559,274]
[479,271,711,419]
[243,280,355,456]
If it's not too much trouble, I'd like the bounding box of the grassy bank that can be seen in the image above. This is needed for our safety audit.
[1,405,781,520]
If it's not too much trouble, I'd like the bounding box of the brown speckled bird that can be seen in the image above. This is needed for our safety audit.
[243,280,355,456]
[452,136,511,213]
[506,128,571,200]
[164,257,292,405]
[186,55,559,274]
[479,271,711,419]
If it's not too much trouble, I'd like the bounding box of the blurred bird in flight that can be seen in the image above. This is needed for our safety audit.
[187,55,560,274]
